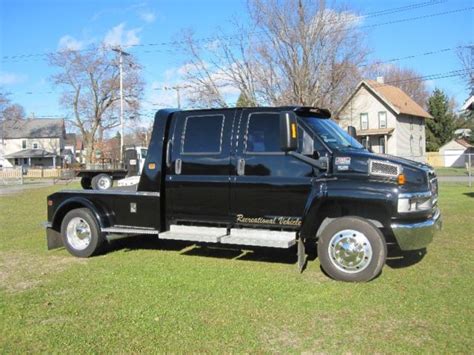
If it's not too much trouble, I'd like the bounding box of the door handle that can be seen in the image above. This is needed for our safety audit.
[175,158,182,175]
[166,140,172,167]
[237,158,245,176]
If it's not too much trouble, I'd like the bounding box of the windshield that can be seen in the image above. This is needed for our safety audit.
[141,149,148,158]
[303,117,364,151]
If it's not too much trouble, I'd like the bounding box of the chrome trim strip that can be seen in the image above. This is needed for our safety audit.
[398,191,432,199]
[102,227,159,235]
[59,190,160,197]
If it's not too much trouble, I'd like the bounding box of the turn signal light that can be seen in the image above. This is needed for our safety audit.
[397,174,406,185]
[291,123,297,139]
[47,200,53,206]
[148,163,156,170]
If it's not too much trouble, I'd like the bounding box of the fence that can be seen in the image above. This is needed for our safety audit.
[0,167,76,185]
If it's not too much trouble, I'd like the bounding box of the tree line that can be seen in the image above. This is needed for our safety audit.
[0,0,472,162]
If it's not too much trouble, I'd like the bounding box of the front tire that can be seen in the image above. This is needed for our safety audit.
[91,174,113,190]
[318,217,387,282]
[60,208,105,257]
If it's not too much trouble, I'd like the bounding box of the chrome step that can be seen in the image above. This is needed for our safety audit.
[102,226,159,235]
[159,225,228,243]
[221,229,296,248]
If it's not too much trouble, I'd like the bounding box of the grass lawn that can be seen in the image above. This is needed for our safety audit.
[434,166,473,176]
[1,183,473,352]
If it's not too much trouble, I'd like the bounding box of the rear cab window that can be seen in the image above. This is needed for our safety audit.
[182,114,225,154]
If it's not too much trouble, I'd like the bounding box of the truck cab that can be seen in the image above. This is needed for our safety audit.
[45,107,442,282]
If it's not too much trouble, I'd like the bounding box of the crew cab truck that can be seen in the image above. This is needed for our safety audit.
[44,107,442,282]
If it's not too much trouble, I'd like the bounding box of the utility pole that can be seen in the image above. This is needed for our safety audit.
[161,85,189,109]
[112,47,130,164]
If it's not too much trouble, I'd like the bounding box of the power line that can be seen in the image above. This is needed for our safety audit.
[0,1,461,62]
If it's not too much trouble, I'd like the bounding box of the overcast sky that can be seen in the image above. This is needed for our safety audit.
[0,0,472,132]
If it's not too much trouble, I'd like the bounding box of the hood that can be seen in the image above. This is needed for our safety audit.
[332,150,432,190]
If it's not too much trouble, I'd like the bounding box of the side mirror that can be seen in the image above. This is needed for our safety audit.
[347,126,357,139]
[280,111,298,151]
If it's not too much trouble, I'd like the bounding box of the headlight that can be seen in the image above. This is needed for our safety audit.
[398,192,432,213]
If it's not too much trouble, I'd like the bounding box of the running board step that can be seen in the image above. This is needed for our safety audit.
[102,226,159,235]
[159,226,296,248]
[221,229,296,248]
[159,225,227,243]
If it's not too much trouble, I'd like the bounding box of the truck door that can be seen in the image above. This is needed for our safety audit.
[165,110,236,224]
[230,109,314,227]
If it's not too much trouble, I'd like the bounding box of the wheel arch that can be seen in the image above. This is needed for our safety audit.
[300,189,392,241]
[52,197,111,233]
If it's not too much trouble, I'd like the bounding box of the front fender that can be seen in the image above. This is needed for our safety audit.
[299,178,397,239]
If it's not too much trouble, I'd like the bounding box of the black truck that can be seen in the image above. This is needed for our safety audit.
[44,107,442,282]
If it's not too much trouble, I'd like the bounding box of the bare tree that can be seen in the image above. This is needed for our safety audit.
[2,103,25,121]
[457,44,474,94]
[48,47,143,163]
[0,92,25,121]
[372,65,429,108]
[178,0,368,111]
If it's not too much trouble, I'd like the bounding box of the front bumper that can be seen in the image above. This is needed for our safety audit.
[390,208,442,250]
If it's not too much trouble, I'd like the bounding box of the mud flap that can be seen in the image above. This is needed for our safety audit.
[297,237,307,273]
[46,228,63,250]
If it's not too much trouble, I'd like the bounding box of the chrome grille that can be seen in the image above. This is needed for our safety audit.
[369,160,400,178]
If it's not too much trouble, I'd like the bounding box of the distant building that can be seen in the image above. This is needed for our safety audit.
[0,118,67,168]
[439,138,473,168]
[64,133,85,164]
[337,78,432,162]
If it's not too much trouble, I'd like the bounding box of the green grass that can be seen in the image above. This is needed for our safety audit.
[1,183,473,352]
[434,166,473,176]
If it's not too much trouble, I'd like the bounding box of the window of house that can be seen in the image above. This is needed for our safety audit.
[379,137,385,154]
[410,135,414,155]
[22,140,27,149]
[378,111,387,128]
[182,115,224,154]
[246,113,280,153]
[33,142,39,149]
[419,136,423,155]
[360,113,368,130]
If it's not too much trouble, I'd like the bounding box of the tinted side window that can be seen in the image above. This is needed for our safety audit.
[246,113,280,153]
[182,115,224,154]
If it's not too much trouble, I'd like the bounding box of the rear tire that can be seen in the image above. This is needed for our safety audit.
[80,177,92,189]
[91,174,113,190]
[60,208,105,257]
[318,217,387,282]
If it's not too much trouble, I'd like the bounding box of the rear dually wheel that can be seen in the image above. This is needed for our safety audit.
[60,208,105,257]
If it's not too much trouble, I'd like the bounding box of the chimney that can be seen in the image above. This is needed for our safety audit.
[376,76,384,84]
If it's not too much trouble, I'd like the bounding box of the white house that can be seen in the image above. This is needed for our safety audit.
[337,78,432,162]
[439,138,473,168]
[0,118,68,168]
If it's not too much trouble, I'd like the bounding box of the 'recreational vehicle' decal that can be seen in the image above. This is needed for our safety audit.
[236,214,302,226]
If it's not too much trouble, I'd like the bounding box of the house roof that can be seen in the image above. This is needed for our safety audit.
[4,149,58,159]
[1,118,65,139]
[461,95,474,111]
[455,138,473,148]
[338,80,433,119]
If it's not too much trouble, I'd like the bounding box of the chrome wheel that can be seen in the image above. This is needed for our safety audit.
[97,176,111,190]
[328,229,373,273]
[66,217,92,250]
